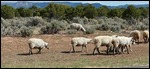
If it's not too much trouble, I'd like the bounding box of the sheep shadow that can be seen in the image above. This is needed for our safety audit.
[81,50,119,56]
[81,52,117,56]
[17,52,41,56]
[61,51,82,54]
[135,42,144,44]
[17,53,30,56]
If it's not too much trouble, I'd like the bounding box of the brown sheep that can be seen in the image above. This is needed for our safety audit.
[143,30,149,43]
[130,30,141,44]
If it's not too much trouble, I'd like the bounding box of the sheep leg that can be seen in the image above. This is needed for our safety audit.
[70,45,75,53]
[116,47,119,54]
[106,46,110,55]
[110,46,113,52]
[69,47,72,53]
[113,46,116,55]
[29,49,32,55]
[85,45,88,53]
[121,46,124,53]
[144,37,148,43]
[37,48,42,54]
[138,39,140,44]
[93,47,96,55]
[144,38,147,43]
[82,45,88,53]
[129,44,132,52]
[97,48,100,54]
[146,38,149,43]
[28,43,33,55]
[29,49,31,55]
[81,45,84,53]
[118,46,122,54]
[125,45,129,54]
[45,46,49,49]
[72,46,75,53]
[143,37,146,43]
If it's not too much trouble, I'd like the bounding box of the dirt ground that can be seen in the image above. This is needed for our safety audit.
[1,31,149,68]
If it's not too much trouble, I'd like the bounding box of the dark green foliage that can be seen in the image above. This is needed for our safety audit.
[65,7,75,20]
[83,4,98,18]
[74,4,84,17]
[1,3,149,20]
[139,7,149,18]
[1,5,15,19]
[122,5,142,19]
[97,6,109,17]
[108,8,122,18]
[17,8,33,17]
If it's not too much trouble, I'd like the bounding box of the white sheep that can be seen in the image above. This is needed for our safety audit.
[70,37,92,53]
[114,36,136,54]
[111,37,120,55]
[93,35,117,55]
[69,23,86,32]
[143,30,149,43]
[130,30,141,44]
[28,38,49,55]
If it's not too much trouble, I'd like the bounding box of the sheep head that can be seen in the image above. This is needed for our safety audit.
[45,42,49,49]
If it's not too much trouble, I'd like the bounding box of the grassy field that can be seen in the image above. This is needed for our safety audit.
[1,31,149,68]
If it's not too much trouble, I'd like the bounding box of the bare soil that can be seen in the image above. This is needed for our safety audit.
[1,31,149,68]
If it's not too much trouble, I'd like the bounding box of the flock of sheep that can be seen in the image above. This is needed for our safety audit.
[28,23,149,55]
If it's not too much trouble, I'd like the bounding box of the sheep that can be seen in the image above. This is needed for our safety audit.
[130,30,141,44]
[68,23,86,32]
[143,30,149,43]
[114,36,136,54]
[70,37,92,53]
[93,35,117,55]
[111,37,120,55]
[28,38,49,55]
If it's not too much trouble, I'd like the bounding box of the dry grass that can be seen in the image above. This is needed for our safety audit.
[1,31,149,68]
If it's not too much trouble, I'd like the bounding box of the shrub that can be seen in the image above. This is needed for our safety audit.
[1,17,5,23]
[110,25,121,32]
[72,17,84,24]
[20,26,33,37]
[1,26,10,37]
[83,16,88,23]
[88,19,98,25]
[143,18,149,26]
[50,20,66,34]
[40,23,52,34]
[96,18,104,24]
[84,25,95,34]
[67,29,77,34]
[40,19,67,34]
[100,23,110,31]
[40,26,47,34]
[26,16,47,27]
[1,17,10,27]
[133,24,148,30]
